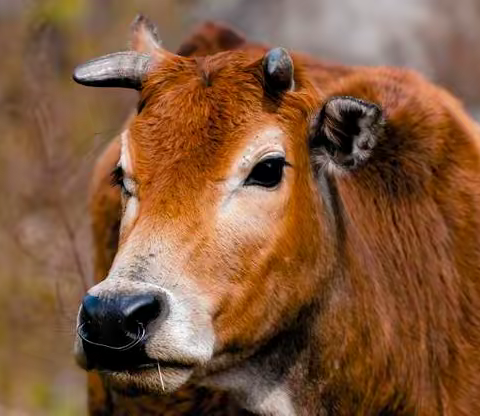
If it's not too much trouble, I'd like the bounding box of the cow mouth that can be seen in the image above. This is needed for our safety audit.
[88,353,196,375]
[77,337,195,374]
[76,322,196,373]
[94,358,196,396]
[113,359,194,374]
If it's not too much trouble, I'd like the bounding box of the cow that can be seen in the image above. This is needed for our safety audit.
[84,16,256,416]
[73,15,480,416]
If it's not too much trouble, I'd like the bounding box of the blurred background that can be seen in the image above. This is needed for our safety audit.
[1,0,479,414]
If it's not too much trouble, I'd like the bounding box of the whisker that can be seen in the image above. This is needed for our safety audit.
[157,361,165,392]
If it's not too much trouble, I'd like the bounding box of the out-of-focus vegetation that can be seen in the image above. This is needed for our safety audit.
[1,0,480,414]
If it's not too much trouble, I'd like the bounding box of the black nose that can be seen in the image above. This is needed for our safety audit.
[78,294,166,370]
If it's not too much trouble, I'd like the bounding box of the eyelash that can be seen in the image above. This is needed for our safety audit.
[110,166,123,187]
[110,166,132,197]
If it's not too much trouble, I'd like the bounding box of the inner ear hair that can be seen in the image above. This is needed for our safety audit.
[310,96,384,172]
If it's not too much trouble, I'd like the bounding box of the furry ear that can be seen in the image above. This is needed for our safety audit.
[176,21,245,57]
[129,14,161,53]
[310,96,383,171]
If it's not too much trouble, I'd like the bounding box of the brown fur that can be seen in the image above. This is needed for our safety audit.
[86,20,480,416]
[88,134,253,416]
[87,22,256,416]
[307,70,480,415]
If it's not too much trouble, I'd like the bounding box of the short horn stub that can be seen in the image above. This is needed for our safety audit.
[263,47,294,94]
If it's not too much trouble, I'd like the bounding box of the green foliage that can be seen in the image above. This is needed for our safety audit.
[32,0,87,26]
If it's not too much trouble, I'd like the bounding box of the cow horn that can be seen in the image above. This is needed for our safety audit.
[263,47,294,93]
[73,51,152,90]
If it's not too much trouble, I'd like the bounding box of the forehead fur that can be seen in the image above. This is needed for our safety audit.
[129,50,318,207]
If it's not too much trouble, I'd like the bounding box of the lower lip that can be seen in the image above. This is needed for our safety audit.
[101,361,194,375]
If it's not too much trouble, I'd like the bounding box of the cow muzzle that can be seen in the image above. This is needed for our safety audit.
[77,293,167,371]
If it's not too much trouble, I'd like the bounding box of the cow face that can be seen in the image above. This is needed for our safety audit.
[73,19,382,395]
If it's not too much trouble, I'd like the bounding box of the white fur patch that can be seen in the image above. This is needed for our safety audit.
[220,125,287,198]
[258,386,297,416]
[120,130,133,174]
[237,126,287,172]
[118,129,139,231]
[205,364,297,416]
[121,195,139,230]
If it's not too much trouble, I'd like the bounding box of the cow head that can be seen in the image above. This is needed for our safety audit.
[73,17,383,396]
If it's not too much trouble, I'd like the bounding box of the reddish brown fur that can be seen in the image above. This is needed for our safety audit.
[86,21,480,416]
[307,70,480,415]
[86,22,256,416]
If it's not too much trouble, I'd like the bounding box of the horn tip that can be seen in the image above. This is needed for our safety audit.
[72,64,88,85]
[72,63,99,87]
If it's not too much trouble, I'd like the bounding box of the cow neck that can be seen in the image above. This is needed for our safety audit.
[203,302,324,416]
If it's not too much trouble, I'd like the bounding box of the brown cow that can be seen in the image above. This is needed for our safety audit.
[74,15,480,416]
[85,16,256,416]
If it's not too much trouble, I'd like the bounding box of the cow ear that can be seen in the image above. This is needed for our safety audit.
[310,96,383,171]
[129,14,161,54]
[176,21,245,57]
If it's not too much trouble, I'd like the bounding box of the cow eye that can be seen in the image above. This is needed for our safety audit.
[244,157,287,188]
[111,166,133,197]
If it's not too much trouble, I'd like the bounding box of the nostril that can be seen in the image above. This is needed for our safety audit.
[121,294,162,331]
[80,295,107,339]
[81,294,102,323]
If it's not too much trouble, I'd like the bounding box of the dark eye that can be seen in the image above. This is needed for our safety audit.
[110,166,132,197]
[244,157,288,188]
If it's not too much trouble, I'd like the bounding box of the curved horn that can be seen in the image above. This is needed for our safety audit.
[263,47,294,93]
[73,51,152,90]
